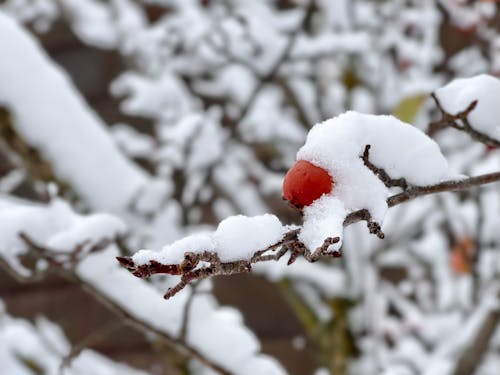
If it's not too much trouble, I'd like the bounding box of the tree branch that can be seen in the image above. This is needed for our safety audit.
[16,234,233,375]
[361,144,408,190]
[452,307,500,375]
[429,93,500,147]
[226,1,315,128]
[118,167,500,299]
[386,171,500,207]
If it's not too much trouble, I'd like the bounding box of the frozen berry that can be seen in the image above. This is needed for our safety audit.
[283,160,333,209]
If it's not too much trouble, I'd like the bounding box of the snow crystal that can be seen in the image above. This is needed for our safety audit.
[133,214,286,265]
[296,111,448,251]
[434,74,500,141]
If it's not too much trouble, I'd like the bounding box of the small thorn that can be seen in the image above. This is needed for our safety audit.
[116,256,134,268]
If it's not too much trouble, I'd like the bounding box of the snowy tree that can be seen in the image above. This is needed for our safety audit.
[0,1,500,374]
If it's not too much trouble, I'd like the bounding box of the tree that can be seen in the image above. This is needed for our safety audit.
[0,1,500,374]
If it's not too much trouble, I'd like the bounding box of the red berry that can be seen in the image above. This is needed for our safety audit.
[283,160,333,209]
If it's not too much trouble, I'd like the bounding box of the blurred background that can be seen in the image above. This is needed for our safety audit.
[0,1,500,374]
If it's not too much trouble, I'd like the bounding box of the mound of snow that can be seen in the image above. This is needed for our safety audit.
[297,111,449,251]
[133,214,286,265]
[434,74,500,141]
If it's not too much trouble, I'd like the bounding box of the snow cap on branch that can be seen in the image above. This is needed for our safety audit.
[434,74,500,141]
[296,111,449,250]
[132,214,287,265]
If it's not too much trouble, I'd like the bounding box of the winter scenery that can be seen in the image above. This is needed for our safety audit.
[1,1,500,375]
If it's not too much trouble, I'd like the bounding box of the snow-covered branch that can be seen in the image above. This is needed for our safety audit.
[118,73,500,301]
[118,168,500,300]
[0,197,287,375]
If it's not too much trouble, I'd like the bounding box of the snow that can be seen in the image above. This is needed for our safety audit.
[3,1,500,374]
[46,212,126,250]
[79,248,287,375]
[0,197,126,274]
[292,32,371,59]
[296,111,449,251]
[255,256,347,297]
[133,233,215,265]
[0,11,149,211]
[133,214,286,265]
[299,195,347,252]
[0,305,149,375]
[434,75,500,141]
[0,197,288,375]
[214,214,286,262]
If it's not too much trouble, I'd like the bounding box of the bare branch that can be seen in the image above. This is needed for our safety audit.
[429,93,500,147]
[227,1,315,127]
[387,171,500,207]
[452,308,500,375]
[19,232,116,269]
[0,256,47,283]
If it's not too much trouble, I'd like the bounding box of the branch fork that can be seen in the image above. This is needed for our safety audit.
[117,230,344,299]
[429,93,500,147]
[116,112,500,300]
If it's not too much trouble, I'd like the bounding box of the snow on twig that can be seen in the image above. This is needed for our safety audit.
[118,165,500,299]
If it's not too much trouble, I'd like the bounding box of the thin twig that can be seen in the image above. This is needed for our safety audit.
[361,144,408,190]
[179,281,200,342]
[227,1,315,127]
[429,93,500,147]
[386,171,500,208]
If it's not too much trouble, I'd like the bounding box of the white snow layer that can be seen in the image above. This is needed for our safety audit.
[0,11,149,211]
[133,214,287,265]
[0,197,287,375]
[434,74,500,141]
[297,111,449,251]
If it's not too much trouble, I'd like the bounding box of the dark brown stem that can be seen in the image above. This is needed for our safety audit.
[361,144,408,190]
[452,308,500,375]
[387,172,500,207]
[429,93,500,147]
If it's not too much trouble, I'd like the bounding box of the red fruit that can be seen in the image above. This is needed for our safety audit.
[283,160,333,209]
